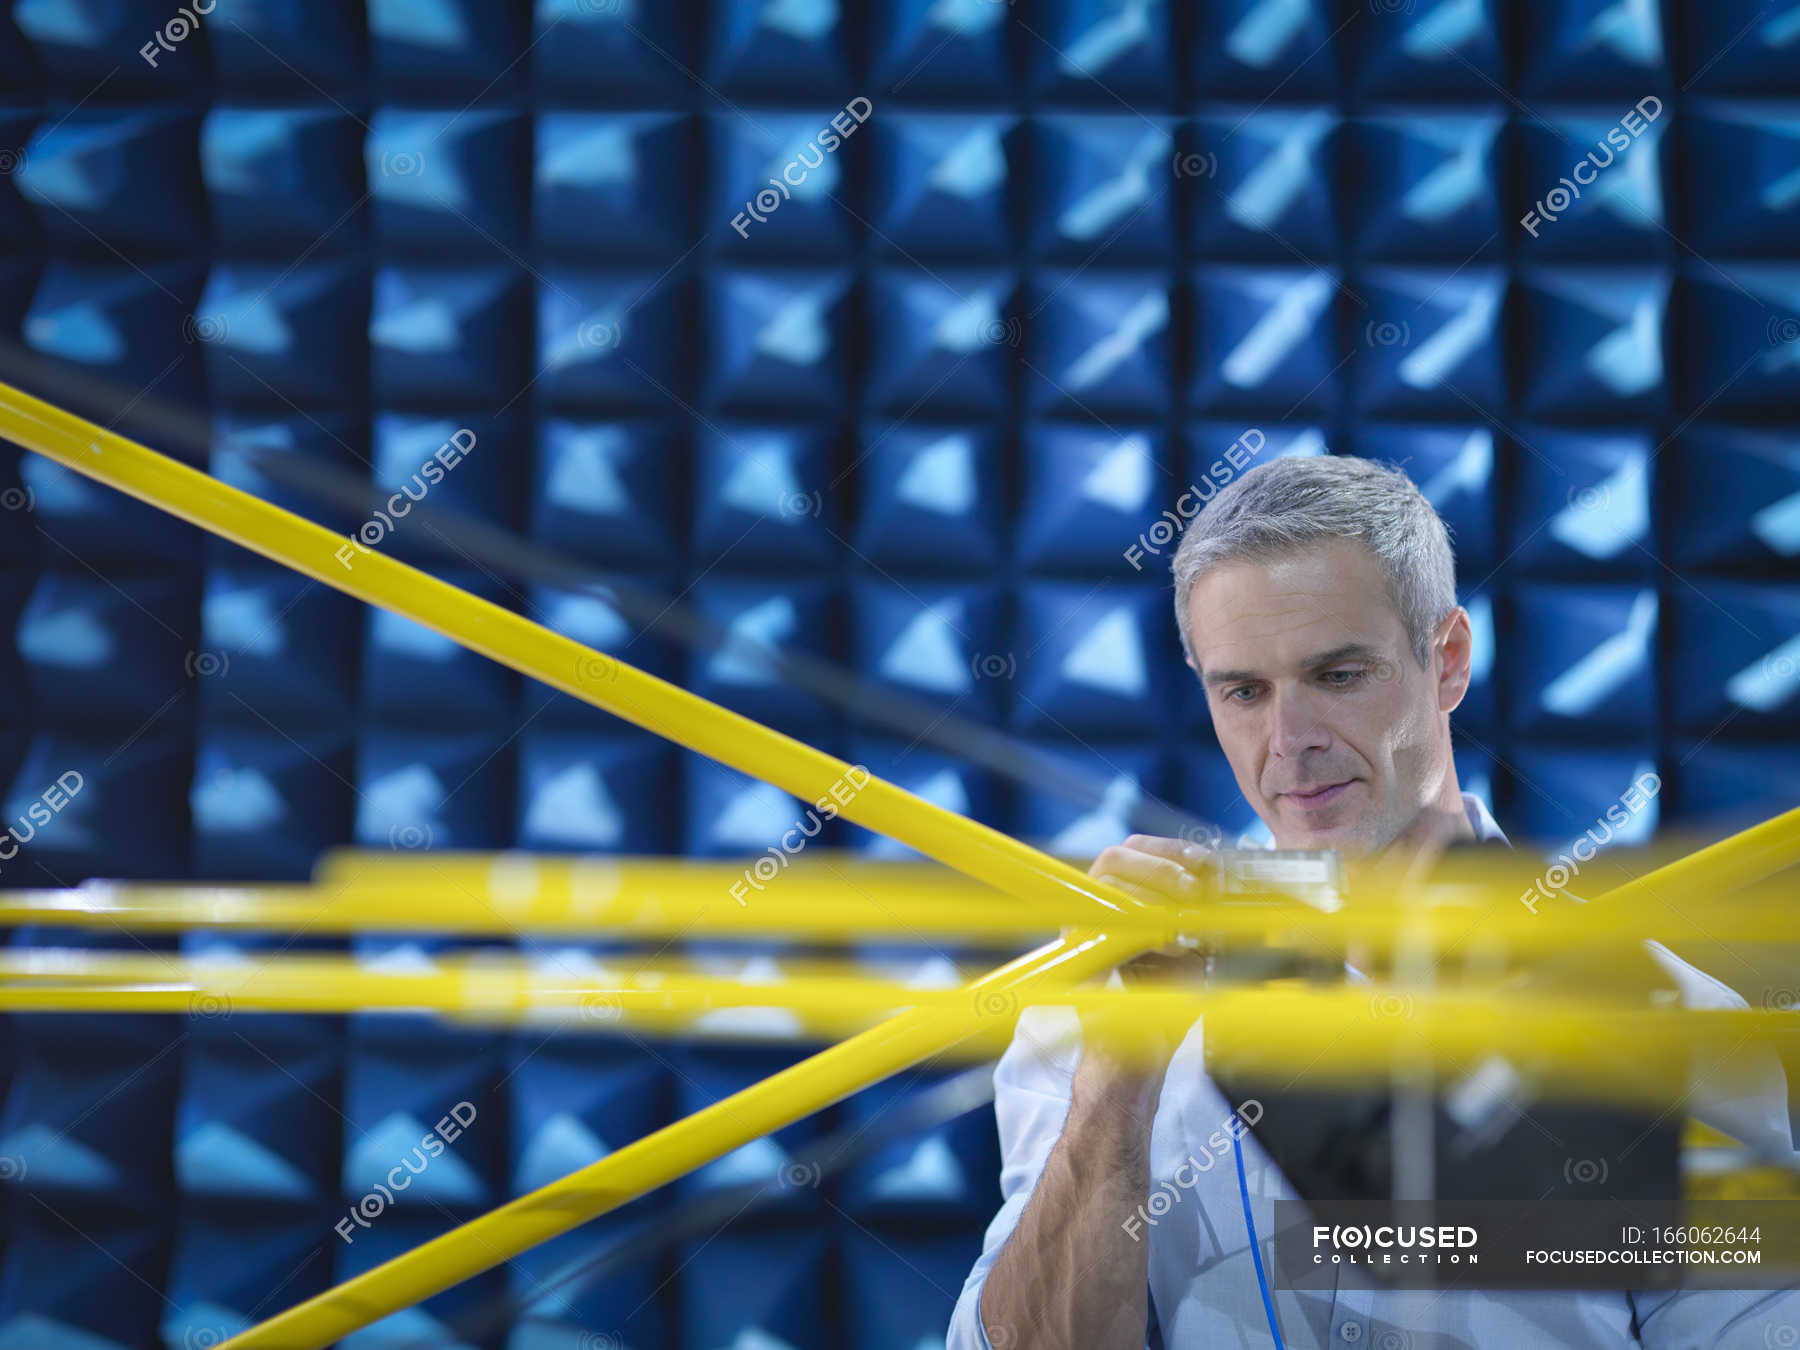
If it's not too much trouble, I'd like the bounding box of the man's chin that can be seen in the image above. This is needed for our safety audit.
[1271,814,1376,857]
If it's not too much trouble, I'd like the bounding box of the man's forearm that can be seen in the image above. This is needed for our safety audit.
[979,1060,1161,1350]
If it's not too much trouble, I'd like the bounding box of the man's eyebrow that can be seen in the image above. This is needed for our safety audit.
[1200,643,1384,688]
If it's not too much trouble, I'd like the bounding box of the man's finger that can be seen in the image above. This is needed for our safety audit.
[1091,849,1203,899]
[1092,872,1160,905]
[1122,833,1219,867]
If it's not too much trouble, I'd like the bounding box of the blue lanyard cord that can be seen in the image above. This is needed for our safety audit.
[1233,1129,1288,1350]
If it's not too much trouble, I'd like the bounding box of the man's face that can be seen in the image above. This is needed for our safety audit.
[1186,538,1457,859]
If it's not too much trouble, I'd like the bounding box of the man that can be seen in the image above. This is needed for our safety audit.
[947,456,1795,1349]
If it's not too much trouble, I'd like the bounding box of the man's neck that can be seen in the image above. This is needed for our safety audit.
[1333,774,1475,975]
[1374,774,1475,887]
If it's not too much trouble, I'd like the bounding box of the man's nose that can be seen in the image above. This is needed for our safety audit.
[1268,684,1331,759]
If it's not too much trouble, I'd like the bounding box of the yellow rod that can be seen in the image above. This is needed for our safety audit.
[0,379,1142,925]
[0,948,1007,1017]
[1594,805,1800,908]
[5,872,1795,946]
[0,944,1734,1010]
[6,950,1784,1108]
[210,929,1137,1350]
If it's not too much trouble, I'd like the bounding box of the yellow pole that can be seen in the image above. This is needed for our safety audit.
[0,948,1784,1106]
[3,871,1796,946]
[0,379,1139,924]
[217,930,1136,1350]
[1595,804,1800,907]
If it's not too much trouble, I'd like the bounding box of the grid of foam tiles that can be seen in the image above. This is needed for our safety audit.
[1,1,1799,1347]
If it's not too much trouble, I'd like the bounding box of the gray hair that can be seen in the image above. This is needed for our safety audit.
[1170,456,1457,670]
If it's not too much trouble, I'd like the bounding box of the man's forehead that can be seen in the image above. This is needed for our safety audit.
[1187,545,1404,669]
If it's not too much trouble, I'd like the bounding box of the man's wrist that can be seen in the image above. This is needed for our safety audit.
[1073,1051,1165,1134]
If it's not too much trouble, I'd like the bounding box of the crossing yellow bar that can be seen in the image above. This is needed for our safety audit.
[0,379,1141,924]
[1590,805,1800,909]
[3,868,1796,948]
[0,945,1786,1109]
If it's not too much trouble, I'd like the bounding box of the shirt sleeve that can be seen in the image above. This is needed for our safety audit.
[945,1004,1085,1350]
[1641,940,1795,1155]
[1630,942,1800,1347]
[1632,1288,1800,1348]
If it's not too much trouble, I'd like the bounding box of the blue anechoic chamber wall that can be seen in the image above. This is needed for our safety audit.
[0,1,1798,1346]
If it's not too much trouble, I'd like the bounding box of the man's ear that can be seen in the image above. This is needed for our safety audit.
[1435,606,1473,714]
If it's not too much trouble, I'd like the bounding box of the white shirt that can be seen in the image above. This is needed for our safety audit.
[948,794,1799,1349]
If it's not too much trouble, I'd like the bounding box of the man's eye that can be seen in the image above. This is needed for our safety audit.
[1226,685,1258,703]
[1322,668,1363,688]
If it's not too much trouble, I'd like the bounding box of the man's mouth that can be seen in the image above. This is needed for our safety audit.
[1280,780,1356,810]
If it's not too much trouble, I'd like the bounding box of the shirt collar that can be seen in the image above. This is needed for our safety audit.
[1462,791,1509,847]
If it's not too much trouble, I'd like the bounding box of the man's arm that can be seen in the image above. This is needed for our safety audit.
[946,835,1210,1350]
[975,1033,1166,1350]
